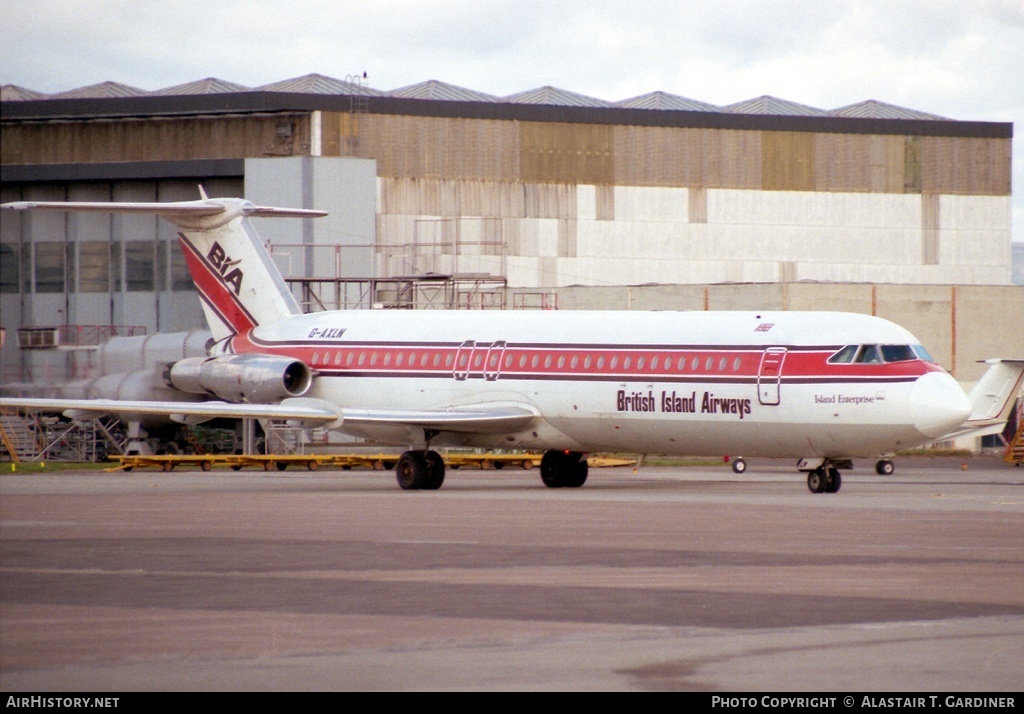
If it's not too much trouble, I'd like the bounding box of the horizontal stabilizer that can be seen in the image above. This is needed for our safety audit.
[1,198,327,225]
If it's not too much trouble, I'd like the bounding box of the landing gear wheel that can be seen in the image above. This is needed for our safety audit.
[422,450,445,490]
[395,450,445,490]
[540,450,589,488]
[731,458,747,474]
[807,468,827,494]
[875,459,895,475]
[825,467,842,493]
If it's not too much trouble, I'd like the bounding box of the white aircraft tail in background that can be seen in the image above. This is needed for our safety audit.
[2,192,1021,493]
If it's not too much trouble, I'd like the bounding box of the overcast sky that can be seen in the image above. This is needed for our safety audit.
[3,0,1022,241]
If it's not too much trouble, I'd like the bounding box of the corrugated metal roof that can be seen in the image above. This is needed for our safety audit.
[389,79,498,102]
[724,95,829,116]
[48,81,147,99]
[0,74,974,126]
[256,73,384,95]
[152,77,252,95]
[503,86,613,107]
[0,84,49,101]
[1,92,1006,140]
[616,91,721,112]
[829,99,949,121]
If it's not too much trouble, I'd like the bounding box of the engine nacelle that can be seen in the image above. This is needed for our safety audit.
[168,354,313,403]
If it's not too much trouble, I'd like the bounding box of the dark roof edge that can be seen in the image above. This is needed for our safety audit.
[0,92,1012,139]
[1,159,245,183]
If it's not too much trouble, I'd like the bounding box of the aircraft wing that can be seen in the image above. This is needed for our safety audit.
[0,397,537,434]
[331,405,537,433]
[1,199,327,220]
[0,397,341,424]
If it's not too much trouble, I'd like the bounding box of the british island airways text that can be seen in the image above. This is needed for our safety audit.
[617,390,752,419]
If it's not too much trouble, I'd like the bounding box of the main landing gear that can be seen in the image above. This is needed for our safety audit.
[395,448,589,490]
[806,466,842,494]
[540,450,589,488]
[395,450,445,490]
[798,458,848,494]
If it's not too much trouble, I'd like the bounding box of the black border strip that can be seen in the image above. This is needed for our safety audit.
[3,93,1012,139]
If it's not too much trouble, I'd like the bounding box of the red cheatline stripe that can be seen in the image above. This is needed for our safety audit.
[178,234,257,333]
[227,331,934,382]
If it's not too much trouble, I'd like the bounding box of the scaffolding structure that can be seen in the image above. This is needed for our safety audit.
[287,273,509,311]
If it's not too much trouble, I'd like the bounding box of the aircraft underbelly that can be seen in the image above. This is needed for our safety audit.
[313,375,921,458]
[550,417,921,457]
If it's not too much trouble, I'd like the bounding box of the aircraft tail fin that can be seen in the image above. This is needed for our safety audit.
[944,359,1024,439]
[2,192,327,343]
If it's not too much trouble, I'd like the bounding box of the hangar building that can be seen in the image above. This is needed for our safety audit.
[1,74,1019,392]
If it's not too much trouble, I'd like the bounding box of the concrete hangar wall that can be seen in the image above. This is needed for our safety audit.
[0,86,1020,385]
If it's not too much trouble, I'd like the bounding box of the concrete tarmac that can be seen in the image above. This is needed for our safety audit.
[1,456,1022,692]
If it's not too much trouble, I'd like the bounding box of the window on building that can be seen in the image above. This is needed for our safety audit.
[125,241,155,292]
[170,241,194,291]
[78,243,110,293]
[34,242,66,293]
[0,244,18,293]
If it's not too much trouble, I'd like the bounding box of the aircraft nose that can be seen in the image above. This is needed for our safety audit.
[909,371,972,439]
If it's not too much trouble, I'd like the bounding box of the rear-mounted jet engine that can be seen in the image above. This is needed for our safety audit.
[167,354,313,403]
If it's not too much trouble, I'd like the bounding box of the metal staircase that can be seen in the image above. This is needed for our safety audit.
[0,411,42,462]
[0,409,124,463]
[1005,399,1024,466]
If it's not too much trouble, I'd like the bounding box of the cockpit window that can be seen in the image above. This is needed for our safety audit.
[828,345,859,364]
[830,343,931,365]
[854,345,882,363]
[912,344,936,363]
[881,344,916,362]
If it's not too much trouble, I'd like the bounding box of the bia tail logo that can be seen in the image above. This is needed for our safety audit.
[207,242,244,295]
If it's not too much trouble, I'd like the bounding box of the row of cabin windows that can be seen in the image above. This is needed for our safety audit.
[309,349,748,373]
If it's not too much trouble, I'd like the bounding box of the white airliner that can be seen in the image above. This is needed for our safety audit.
[2,192,1021,493]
